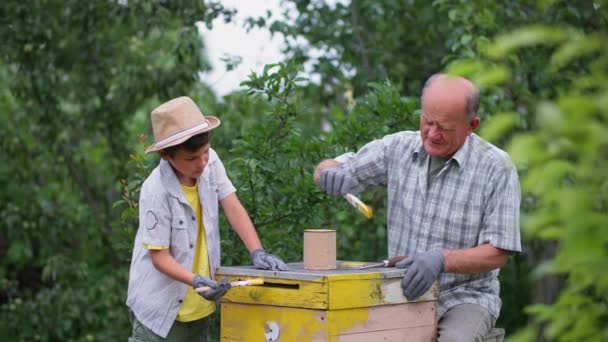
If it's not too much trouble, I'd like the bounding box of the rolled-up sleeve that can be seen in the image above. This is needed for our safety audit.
[139,189,172,248]
[342,134,404,194]
[479,163,522,252]
[210,150,236,200]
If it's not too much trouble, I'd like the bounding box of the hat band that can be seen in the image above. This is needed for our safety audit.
[154,120,210,149]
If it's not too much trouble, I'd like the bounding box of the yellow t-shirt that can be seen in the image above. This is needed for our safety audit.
[142,183,215,321]
[175,183,215,321]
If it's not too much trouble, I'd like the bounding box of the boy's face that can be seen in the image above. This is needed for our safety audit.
[161,143,210,186]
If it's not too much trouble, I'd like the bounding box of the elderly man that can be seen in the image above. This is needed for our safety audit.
[314,74,521,341]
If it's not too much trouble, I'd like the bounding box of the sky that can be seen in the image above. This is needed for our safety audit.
[198,0,286,97]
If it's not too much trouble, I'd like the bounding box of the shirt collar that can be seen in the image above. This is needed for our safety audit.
[411,132,475,169]
[157,148,218,201]
[450,134,474,168]
[159,159,187,201]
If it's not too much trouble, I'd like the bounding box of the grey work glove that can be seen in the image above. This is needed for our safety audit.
[396,250,445,300]
[319,167,352,196]
[193,275,231,301]
[251,248,289,271]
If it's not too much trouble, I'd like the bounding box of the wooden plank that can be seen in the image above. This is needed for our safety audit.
[220,302,437,341]
[217,266,439,310]
[328,278,439,310]
[326,302,437,336]
[216,263,405,282]
[377,280,439,305]
[220,303,329,341]
[330,325,436,342]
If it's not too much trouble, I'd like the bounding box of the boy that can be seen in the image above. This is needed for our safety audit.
[127,96,288,341]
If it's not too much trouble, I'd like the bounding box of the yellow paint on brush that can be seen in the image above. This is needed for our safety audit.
[344,193,374,219]
[359,203,373,219]
[244,278,263,286]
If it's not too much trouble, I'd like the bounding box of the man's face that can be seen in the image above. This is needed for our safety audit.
[420,110,477,157]
[420,77,479,157]
[162,143,210,186]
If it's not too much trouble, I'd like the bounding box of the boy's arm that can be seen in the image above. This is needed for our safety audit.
[220,193,263,252]
[221,193,288,270]
[150,249,229,300]
[149,249,195,285]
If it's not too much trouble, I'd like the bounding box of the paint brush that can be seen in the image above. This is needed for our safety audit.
[195,278,264,293]
[356,255,407,270]
[344,193,373,219]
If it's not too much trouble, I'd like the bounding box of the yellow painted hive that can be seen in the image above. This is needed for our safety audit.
[217,262,439,342]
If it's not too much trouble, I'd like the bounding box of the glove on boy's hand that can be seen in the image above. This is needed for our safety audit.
[251,248,289,271]
[193,275,231,301]
[319,167,352,195]
[396,250,445,300]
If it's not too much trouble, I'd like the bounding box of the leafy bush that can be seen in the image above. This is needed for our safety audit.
[450,24,608,341]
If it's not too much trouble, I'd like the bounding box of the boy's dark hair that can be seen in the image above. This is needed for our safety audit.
[163,132,211,158]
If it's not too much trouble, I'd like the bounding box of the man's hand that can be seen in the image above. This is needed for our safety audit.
[396,250,445,300]
[251,248,289,271]
[193,275,231,301]
[319,167,351,195]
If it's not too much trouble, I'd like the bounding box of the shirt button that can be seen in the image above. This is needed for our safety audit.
[179,220,183,225]
[191,216,195,221]
[178,299,183,303]
[190,244,193,249]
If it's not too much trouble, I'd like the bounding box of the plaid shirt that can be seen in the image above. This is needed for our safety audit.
[339,131,521,319]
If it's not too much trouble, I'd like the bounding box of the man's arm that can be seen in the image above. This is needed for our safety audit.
[397,243,510,299]
[220,192,263,253]
[149,249,194,285]
[443,243,510,274]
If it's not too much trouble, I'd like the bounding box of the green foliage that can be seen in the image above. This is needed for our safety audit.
[3,1,607,340]
[220,61,318,264]
[450,20,608,341]
[234,63,422,264]
[0,1,230,340]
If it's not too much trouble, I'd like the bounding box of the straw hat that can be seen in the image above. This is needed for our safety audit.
[145,96,220,154]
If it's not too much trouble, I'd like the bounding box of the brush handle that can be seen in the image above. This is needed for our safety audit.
[195,278,264,293]
[344,193,373,219]
[386,255,407,267]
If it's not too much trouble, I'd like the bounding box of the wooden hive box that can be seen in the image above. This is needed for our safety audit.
[217,262,439,341]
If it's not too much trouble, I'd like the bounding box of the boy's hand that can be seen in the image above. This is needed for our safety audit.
[251,248,289,271]
[193,275,231,301]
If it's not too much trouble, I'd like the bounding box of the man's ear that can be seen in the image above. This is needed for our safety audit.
[469,116,480,132]
[159,150,169,160]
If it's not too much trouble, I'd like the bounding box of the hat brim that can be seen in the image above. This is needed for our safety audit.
[145,116,220,154]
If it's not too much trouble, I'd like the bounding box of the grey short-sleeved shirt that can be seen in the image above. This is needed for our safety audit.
[339,131,521,319]
[126,148,236,338]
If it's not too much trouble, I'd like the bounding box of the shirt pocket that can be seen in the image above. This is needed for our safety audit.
[203,183,219,219]
[448,198,483,247]
[170,215,190,260]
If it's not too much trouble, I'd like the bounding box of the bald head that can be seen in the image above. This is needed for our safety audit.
[421,74,479,120]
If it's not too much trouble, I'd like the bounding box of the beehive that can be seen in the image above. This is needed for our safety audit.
[217,262,439,341]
